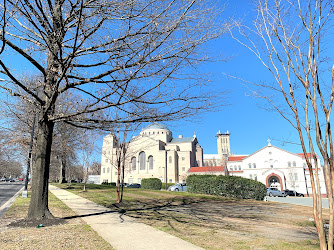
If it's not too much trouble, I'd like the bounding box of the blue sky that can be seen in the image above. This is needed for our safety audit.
[158,0,305,156]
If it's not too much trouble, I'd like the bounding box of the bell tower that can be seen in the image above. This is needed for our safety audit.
[216,130,231,161]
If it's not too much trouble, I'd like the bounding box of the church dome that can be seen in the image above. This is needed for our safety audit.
[140,122,172,138]
[142,122,170,131]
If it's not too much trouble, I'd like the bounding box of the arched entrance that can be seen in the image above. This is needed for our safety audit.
[266,173,283,191]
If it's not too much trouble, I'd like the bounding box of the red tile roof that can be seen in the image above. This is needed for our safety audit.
[228,156,247,162]
[188,166,225,173]
[297,153,313,159]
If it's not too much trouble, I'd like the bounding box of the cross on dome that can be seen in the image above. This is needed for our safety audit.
[267,139,271,146]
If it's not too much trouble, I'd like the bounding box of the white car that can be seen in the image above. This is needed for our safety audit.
[168,183,187,192]
[266,187,287,197]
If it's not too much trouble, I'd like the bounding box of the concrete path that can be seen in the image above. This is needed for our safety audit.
[49,185,202,250]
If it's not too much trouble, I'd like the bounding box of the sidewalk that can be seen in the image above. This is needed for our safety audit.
[49,185,203,250]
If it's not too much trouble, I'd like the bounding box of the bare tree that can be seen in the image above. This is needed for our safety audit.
[231,0,334,248]
[0,0,226,220]
[78,129,100,192]
[88,162,101,175]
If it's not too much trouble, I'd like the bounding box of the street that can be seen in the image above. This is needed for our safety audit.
[267,196,329,209]
[0,182,24,217]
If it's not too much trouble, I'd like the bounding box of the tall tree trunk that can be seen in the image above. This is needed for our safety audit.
[59,157,66,184]
[27,118,54,219]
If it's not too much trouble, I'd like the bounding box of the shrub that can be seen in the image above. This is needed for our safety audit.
[186,175,266,200]
[141,178,162,190]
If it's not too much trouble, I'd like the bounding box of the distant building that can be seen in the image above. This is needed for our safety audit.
[189,132,326,196]
[100,122,203,184]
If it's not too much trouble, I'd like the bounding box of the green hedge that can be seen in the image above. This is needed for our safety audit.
[141,178,162,190]
[186,175,266,200]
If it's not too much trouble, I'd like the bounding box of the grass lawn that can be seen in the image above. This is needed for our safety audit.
[53,183,321,249]
[0,190,113,249]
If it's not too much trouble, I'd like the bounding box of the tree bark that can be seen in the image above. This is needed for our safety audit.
[59,157,66,184]
[27,118,54,219]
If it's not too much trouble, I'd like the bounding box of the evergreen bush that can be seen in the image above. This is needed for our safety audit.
[186,175,266,200]
[141,178,162,190]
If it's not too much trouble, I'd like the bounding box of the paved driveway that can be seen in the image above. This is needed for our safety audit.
[267,196,329,209]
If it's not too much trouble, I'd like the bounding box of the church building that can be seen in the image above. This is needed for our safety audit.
[100,123,203,184]
[195,132,326,196]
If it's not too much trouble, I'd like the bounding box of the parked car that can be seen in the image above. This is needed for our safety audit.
[127,183,141,188]
[168,183,187,192]
[0,177,6,182]
[266,187,286,197]
[283,189,304,197]
[8,178,15,182]
[18,178,24,181]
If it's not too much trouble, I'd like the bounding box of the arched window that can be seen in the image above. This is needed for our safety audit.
[107,167,110,173]
[238,165,241,170]
[103,168,105,173]
[230,167,233,171]
[248,163,251,168]
[139,152,146,170]
[288,161,291,167]
[169,156,172,163]
[253,163,256,168]
[293,161,296,167]
[148,156,154,170]
[131,157,136,170]
[234,165,237,170]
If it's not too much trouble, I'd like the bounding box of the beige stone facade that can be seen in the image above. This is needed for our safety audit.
[100,123,203,184]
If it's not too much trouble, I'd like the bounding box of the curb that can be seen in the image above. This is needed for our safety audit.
[0,186,25,217]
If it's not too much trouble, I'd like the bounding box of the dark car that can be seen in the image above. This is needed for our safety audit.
[127,183,141,188]
[283,189,304,197]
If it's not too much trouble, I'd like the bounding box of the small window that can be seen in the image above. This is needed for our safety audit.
[169,179,173,183]
[105,159,108,163]
[153,132,155,134]
[238,165,241,170]
[288,162,291,167]
[103,168,105,174]
[234,166,237,170]
[182,157,185,161]
[294,173,298,180]
[107,168,110,173]
[289,173,293,181]
[249,174,253,179]
[182,167,185,171]
[248,163,251,168]
[157,132,159,134]
[131,157,136,170]
[254,174,257,181]
[270,165,273,168]
[169,156,172,163]
[230,167,233,171]
[293,161,296,167]
[253,163,256,168]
